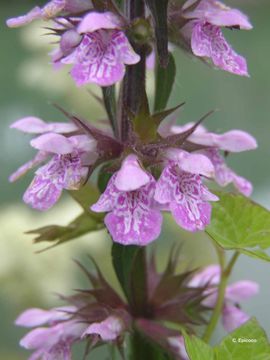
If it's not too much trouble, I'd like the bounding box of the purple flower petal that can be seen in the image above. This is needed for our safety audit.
[78,11,122,34]
[60,29,82,57]
[114,154,151,191]
[10,116,78,134]
[20,321,86,352]
[15,307,76,328]
[31,133,74,155]
[204,149,253,196]
[91,175,118,213]
[69,135,97,153]
[9,151,48,182]
[171,198,212,231]
[226,281,259,303]
[191,21,249,76]
[62,30,140,87]
[155,166,217,231]
[10,117,48,133]
[82,316,124,341]
[6,6,42,28]
[188,264,220,288]
[23,175,63,211]
[105,207,162,246]
[222,304,250,332]
[92,174,162,245]
[165,149,215,178]
[183,0,252,30]
[213,130,257,152]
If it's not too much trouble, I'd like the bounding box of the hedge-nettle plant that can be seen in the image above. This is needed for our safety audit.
[7,1,270,359]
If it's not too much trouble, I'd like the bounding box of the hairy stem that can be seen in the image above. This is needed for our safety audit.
[119,0,146,142]
[202,250,240,343]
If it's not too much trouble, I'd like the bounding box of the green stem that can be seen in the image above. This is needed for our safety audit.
[119,0,146,142]
[202,250,240,343]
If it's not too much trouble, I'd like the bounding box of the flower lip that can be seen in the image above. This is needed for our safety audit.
[77,11,123,34]
[182,0,253,30]
[30,133,74,154]
[114,154,152,192]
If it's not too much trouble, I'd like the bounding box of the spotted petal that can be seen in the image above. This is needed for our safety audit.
[155,166,217,231]
[62,30,140,87]
[23,175,62,211]
[191,21,249,76]
[105,181,162,246]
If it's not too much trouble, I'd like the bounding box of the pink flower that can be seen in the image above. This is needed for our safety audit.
[6,0,91,27]
[155,149,218,232]
[159,121,257,196]
[82,315,126,341]
[16,306,86,360]
[181,0,252,76]
[189,265,259,332]
[60,12,140,86]
[91,154,163,245]
[10,117,97,211]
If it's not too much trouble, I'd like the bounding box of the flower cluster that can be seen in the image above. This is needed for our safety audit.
[7,3,140,87]
[15,259,258,359]
[169,0,252,76]
[7,0,252,85]
[10,114,257,244]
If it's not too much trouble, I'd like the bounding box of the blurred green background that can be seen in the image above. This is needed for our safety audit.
[1,0,270,359]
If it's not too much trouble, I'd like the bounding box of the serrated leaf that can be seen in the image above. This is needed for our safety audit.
[215,318,270,360]
[146,0,169,67]
[183,319,270,360]
[111,244,147,315]
[183,332,214,360]
[154,53,176,112]
[28,212,104,249]
[206,192,270,261]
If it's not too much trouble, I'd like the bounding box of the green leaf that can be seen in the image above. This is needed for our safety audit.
[154,53,176,112]
[183,319,270,360]
[206,192,270,262]
[215,318,270,360]
[145,0,169,67]
[183,332,215,360]
[102,86,117,135]
[111,244,147,315]
[28,212,104,249]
